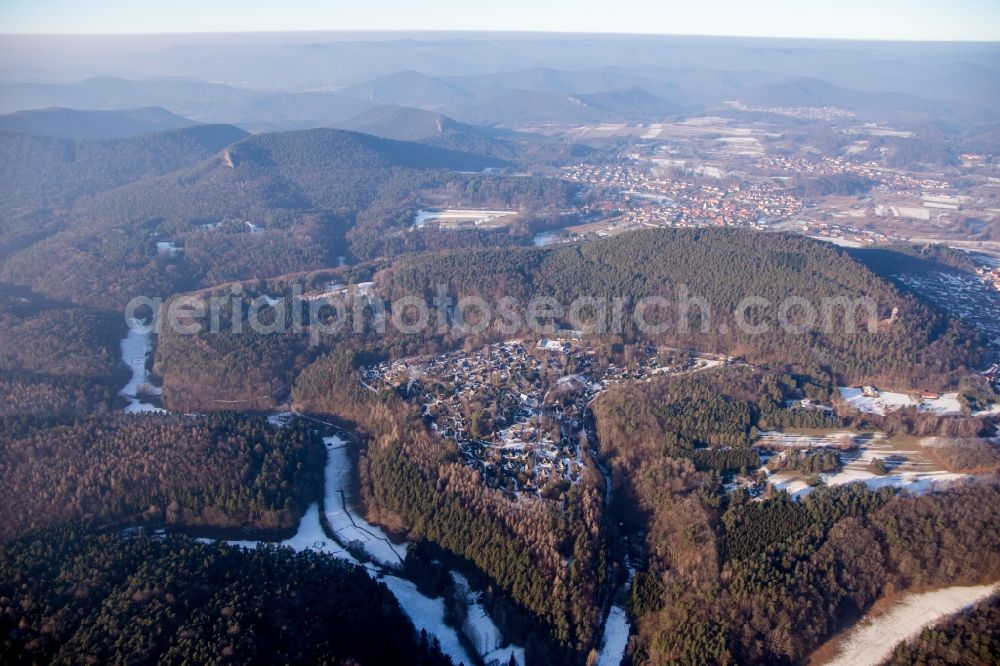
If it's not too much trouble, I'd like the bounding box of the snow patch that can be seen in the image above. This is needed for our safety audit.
[823,584,999,666]
[324,437,408,567]
[596,605,630,666]
[119,318,164,414]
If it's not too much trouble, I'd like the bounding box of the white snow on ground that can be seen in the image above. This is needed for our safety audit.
[380,574,476,666]
[205,432,473,664]
[762,431,972,500]
[451,572,525,665]
[822,584,999,666]
[838,387,916,415]
[838,387,999,417]
[757,431,864,448]
[808,235,865,248]
[267,411,294,428]
[533,231,561,246]
[596,605,630,666]
[119,319,165,414]
[156,241,180,256]
[219,503,358,563]
[324,436,409,567]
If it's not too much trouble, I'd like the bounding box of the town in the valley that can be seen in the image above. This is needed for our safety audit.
[363,340,729,494]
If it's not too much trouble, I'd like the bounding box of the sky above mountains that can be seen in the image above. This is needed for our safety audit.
[1,0,999,41]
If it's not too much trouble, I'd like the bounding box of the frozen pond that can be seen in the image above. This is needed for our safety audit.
[119,318,164,414]
[324,436,408,567]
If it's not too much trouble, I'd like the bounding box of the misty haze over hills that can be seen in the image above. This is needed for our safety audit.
[0,33,996,131]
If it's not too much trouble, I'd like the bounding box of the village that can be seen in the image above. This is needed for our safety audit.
[362,340,729,495]
[536,110,1000,255]
[560,161,803,230]
[892,262,1000,356]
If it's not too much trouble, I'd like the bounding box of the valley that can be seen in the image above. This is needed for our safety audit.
[1,28,998,666]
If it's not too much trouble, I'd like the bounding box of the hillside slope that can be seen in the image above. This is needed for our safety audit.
[0,106,198,140]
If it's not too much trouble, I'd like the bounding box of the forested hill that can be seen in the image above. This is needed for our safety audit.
[0,106,199,140]
[0,123,249,209]
[0,125,527,310]
[0,527,451,665]
[336,105,520,160]
[376,228,986,387]
[226,127,509,173]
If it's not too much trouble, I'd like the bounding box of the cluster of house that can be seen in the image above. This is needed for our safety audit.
[893,271,1000,354]
[561,161,802,230]
[362,340,730,495]
[724,100,858,121]
[793,220,891,246]
[757,154,950,192]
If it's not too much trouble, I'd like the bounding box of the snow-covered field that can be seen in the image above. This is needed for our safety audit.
[155,240,180,256]
[757,430,866,449]
[771,468,970,500]
[451,572,525,665]
[808,235,865,248]
[412,209,517,230]
[324,437,408,567]
[533,231,560,246]
[119,318,164,414]
[821,584,998,666]
[838,387,1000,417]
[218,503,358,563]
[762,431,970,500]
[209,431,479,665]
[596,605,630,666]
[381,575,477,666]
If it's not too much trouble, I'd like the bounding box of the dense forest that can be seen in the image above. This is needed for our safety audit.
[374,229,986,389]
[0,285,126,416]
[152,229,986,415]
[1,112,997,666]
[589,367,1000,665]
[0,526,451,665]
[292,350,607,664]
[0,413,324,540]
[0,124,249,210]
[0,125,577,310]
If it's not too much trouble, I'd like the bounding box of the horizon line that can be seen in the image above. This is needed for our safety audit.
[1,29,999,44]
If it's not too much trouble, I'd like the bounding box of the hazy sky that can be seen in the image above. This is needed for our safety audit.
[1,0,998,41]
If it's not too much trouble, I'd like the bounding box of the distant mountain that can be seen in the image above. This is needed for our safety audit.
[0,76,245,115]
[334,105,519,159]
[0,77,376,132]
[444,67,683,100]
[338,67,682,126]
[737,77,943,114]
[447,87,678,126]
[338,70,474,109]
[0,123,249,209]
[0,106,198,140]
